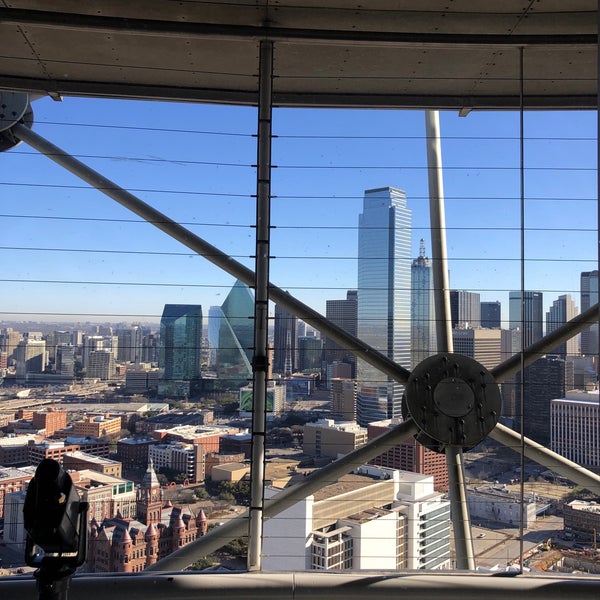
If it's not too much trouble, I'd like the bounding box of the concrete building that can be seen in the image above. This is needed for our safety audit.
[467,483,537,528]
[367,419,448,492]
[15,338,46,377]
[303,419,368,459]
[148,441,205,483]
[73,414,123,437]
[211,462,250,482]
[262,466,450,571]
[323,290,358,377]
[72,470,137,523]
[551,389,599,469]
[546,294,579,359]
[563,500,600,536]
[63,450,123,477]
[509,290,544,350]
[87,349,116,380]
[330,378,357,422]
[451,328,502,371]
[0,466,34,519]
[450,290,481,329]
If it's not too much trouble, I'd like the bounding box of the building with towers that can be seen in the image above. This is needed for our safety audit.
[411,239,436,368]
[87,461,208,573]
[158,304,203,398]
[356,187,411,425]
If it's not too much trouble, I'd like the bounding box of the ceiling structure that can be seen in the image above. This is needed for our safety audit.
[0,0,597,110]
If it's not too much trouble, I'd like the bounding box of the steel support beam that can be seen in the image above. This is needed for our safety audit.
[425,110,474,570]
[490,423,600,497]
[246,40,273,572]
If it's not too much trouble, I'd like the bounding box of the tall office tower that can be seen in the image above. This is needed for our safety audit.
[324,290,358,377]
[273,304,298,376]
[481,301,501,328]
[210,280,255,388]
[297,336,322,372]
[357,187,411,425]
[508,290,543,349]
[82,334,104,368]
[15,338,46,377]
[449,290,481,329]
[158,304,203,398]
[580,270,598,355]
[546,294,579,359]
[56,344,75,377]
[87,349,116,380]
[117,326,143,363]
[510,356,566,446]
[411,239,436,369]
[0,328,22,362]
[141,332,158,364]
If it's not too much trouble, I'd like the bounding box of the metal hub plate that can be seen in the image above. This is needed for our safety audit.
[402,352,501,453]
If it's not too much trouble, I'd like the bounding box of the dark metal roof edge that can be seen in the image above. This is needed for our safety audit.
[1,77,596,110]
[1,8,596,47]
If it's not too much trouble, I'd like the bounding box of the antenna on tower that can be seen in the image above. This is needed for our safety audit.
[419,238,426,258]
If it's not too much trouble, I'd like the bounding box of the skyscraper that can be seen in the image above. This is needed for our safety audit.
[546,294,579,359]
[480,301,501,328]
[580,270,598,356]
[273,304,298,376]
[509,290,543,349]
[324,289,358,376]
[450,290,481,329]
[210,280,255,388]
[158,304,203,398]
[357,187,411,425]
[411,239,436,369]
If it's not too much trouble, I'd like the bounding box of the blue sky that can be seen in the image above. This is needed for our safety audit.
[1,97,597,326]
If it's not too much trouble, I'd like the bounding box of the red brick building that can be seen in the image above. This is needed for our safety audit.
[367,419,449,492]
[87,462,207,573]
[31,409,67,436]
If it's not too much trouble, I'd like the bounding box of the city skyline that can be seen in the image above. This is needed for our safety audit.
[1,97,596,330]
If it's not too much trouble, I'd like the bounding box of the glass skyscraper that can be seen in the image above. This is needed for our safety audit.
[411,239,436,369]
[210,280,255,388]
[158,304,203,398]
[357,187,412,425]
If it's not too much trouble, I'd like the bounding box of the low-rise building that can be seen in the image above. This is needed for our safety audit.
[467,483,537,528]
[563,499,600,536]
[303,419,368,459]
[63,450,123,477]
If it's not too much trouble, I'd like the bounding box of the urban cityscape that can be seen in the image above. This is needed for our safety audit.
[0,185,598,575]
